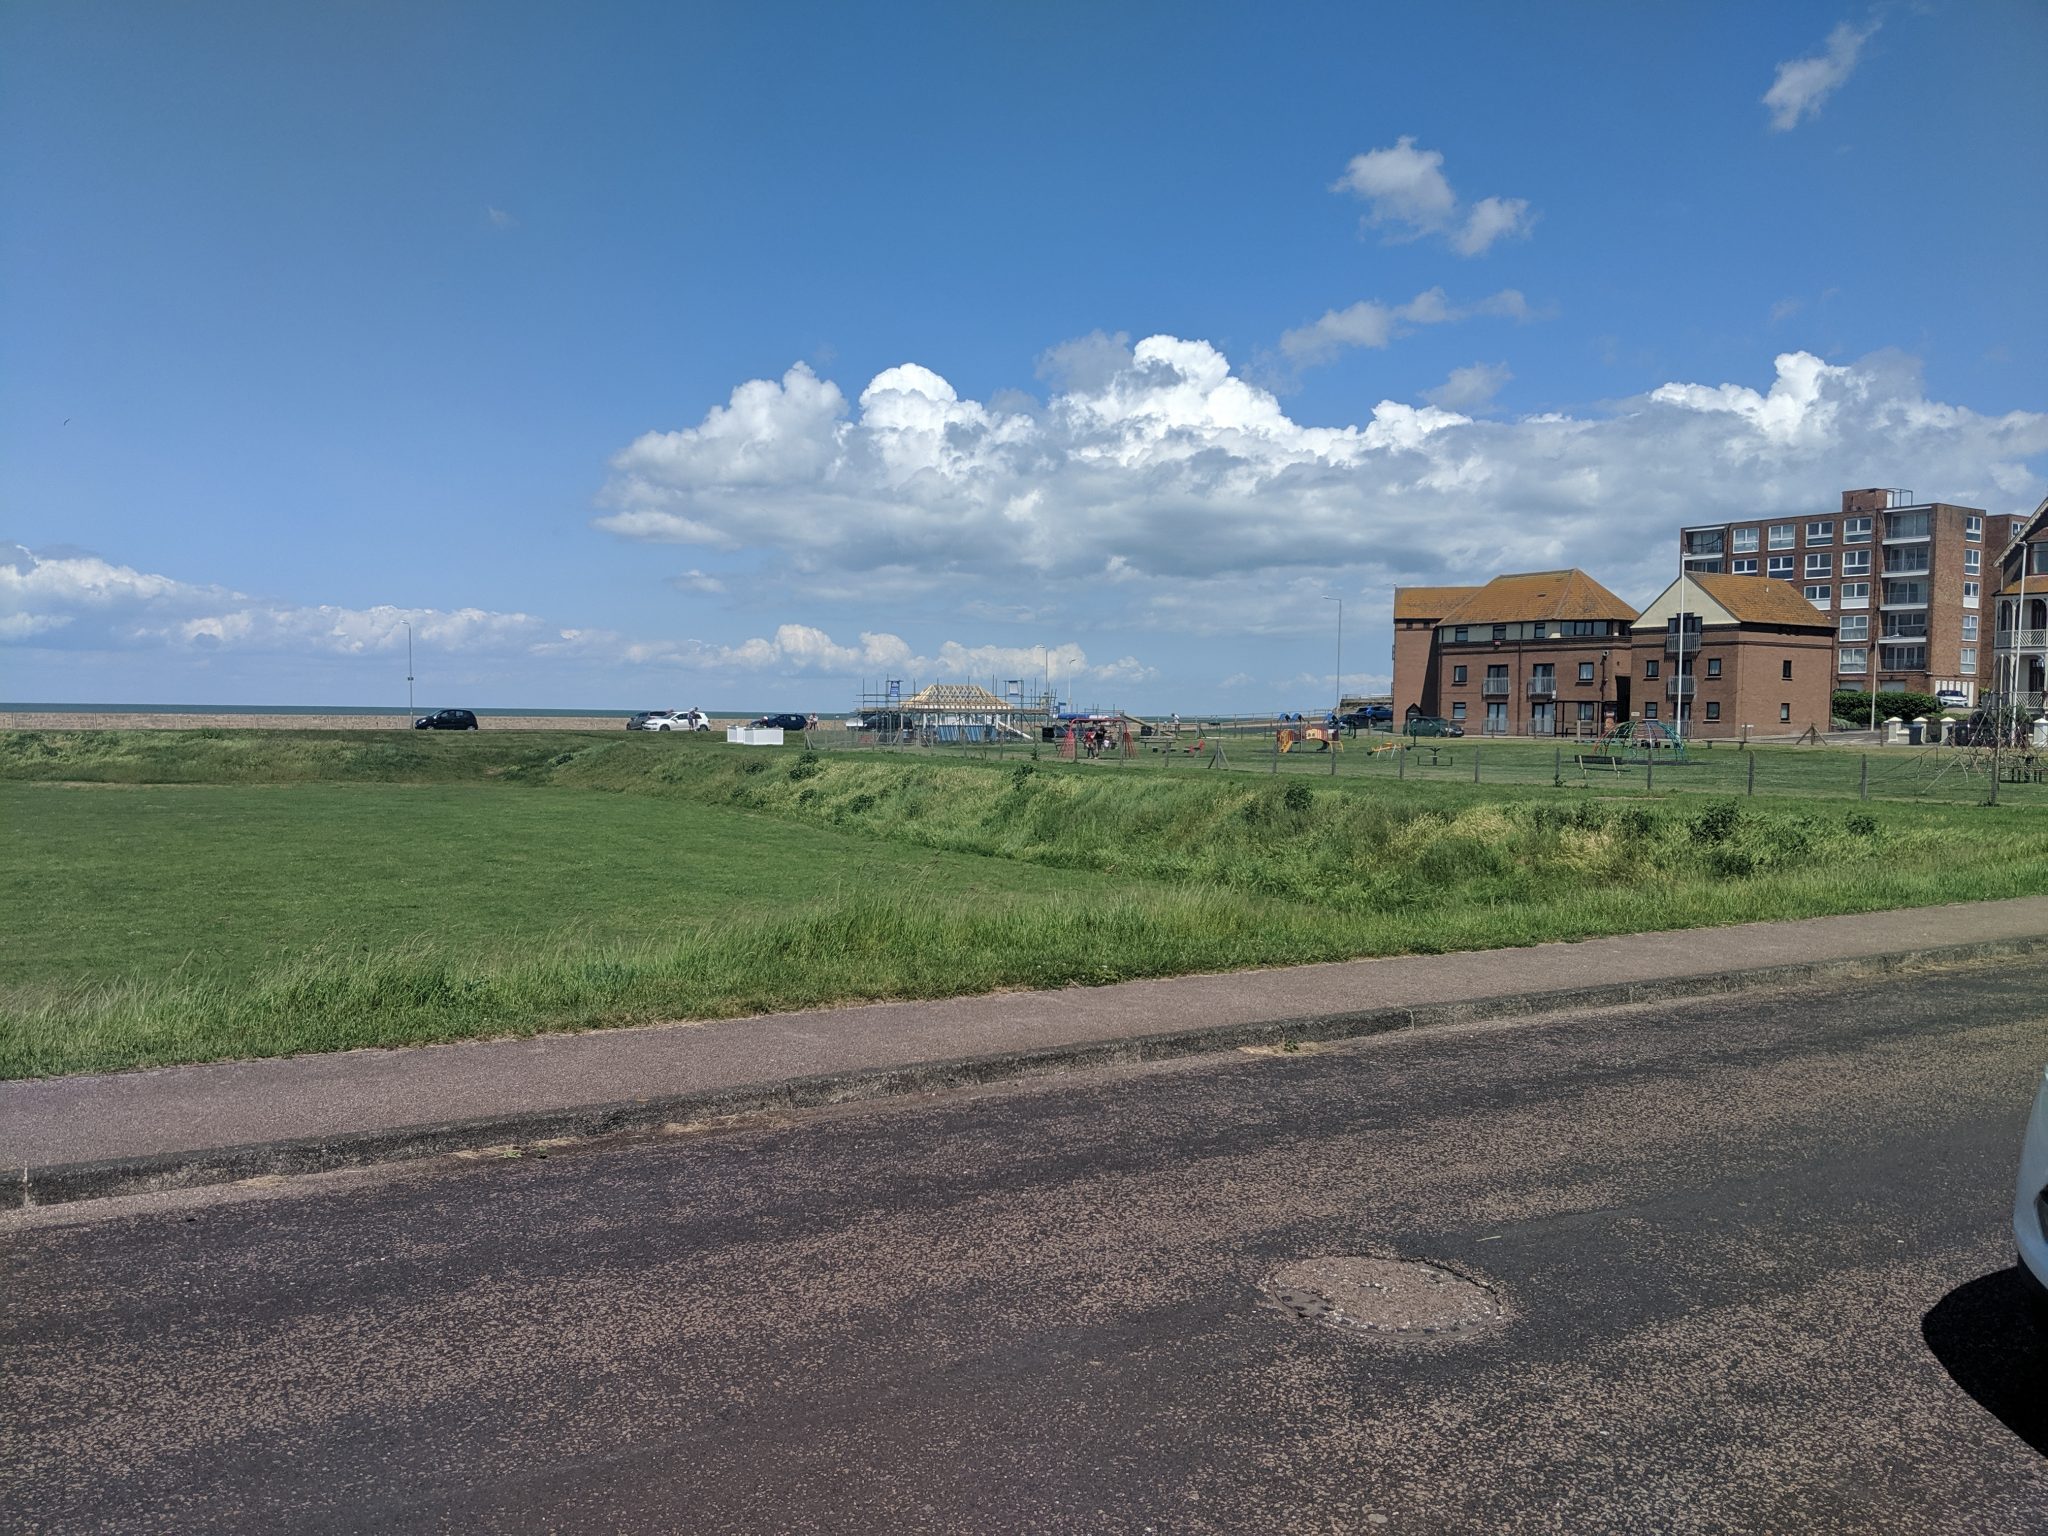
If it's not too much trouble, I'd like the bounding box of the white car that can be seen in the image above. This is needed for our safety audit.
[2016,1065,2048,1313]
[628,709,710,732]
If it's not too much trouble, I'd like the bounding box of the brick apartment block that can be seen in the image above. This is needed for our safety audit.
[1680,489,2015,706]
[1393,569,1835,740]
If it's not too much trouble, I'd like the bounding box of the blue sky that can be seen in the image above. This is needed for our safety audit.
[5,1,2045,710]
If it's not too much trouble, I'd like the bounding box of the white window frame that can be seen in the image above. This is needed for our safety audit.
[1804,552,1831,577]
[1841,581,1870,609]
[1732,557,1758,575]
[1731,527,1760,553]
[1837,614,1868,642]
[1840,549,1871,577]
[1965,548,1981,575]
[1803,584,1831,608]
[1964,581,1979,609]
[1960,646,1977,669]
[1966,515,1982,542]
[1767,555,1795,578]
[1767,523,1795,550]
[1806,521,1834,544]
[1838,646,1868,675]
[1962,614,1979,641]
[1844,516,1872,544]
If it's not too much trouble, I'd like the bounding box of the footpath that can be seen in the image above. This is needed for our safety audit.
[7,896,2047,1208]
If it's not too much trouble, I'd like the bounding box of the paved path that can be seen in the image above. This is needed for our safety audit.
[5,897,2045,1196]
[6,965,2044,1533]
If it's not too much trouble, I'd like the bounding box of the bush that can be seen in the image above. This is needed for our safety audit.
[1688,800,1740,845]
[1832,689,1942,728]
[787,750,822,782]
[1283,780,1314,813]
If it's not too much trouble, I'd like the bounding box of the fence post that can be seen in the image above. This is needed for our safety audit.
[1859,755,1868,801]
[1473,745,1481,784]
[1271,727,1279,774]
[1747,752,1755,797]
[1397,744,1405,779]
[1646,754,1654,793]
[1554,745,1561,783]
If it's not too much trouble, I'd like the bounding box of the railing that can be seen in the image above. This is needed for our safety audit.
[1525,678,1557,699]
[1666,677,1697,699]
[1663,633,1704,654]
[1995,630,2048,651]
[1481,678,1511,697]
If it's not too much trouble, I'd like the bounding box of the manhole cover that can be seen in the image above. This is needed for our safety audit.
[1261,1256,1506,1339]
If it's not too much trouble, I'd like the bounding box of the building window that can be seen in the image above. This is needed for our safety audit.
[1492,624,1506,642]
[1806,521,1834,543]
[1485,701,1508,734]
[1645,702,1659,720]
[1960,647,1977,670]
[1838,614,1868,642]
[1883,613,1928,640]
[1578,661,1594,683]
[1965,548,1981,575]
[1844,516,1872,544]
[1841,549,1871,576]
[1685,529,1725,556]
[1883,545,1930,574]
[1705,702,1721,721]
[1453,626,1468,643]
[1962,614,1979,642]
[1644,659,1660,679]
[1701,657,1718,679]
[1732,557,1758,575]
[1841,581,1870,609]
[1884,580,1928,607]
[1966,514,1982,542]
[1839,647,1867,674]
[1804,585,1831,607]
[1767,523,1795,550]
[1577,702,1596,722]
[1880,644,1928,670]
[1780,703,1792,722]
[1782,659,1793,680]
[1732,527,1760,553]
[1885,510,1930,541]
[1451,701,1467,720]
[1768,555,1795,578]
[1804,552,1830,577]
[1964,581,1979,609]
[1452,664,1467,684]
[2031,544,2048,576]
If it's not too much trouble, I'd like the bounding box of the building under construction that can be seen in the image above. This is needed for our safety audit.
[852,680,1052,744]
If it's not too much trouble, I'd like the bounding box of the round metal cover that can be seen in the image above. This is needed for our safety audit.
[1262,1256,1506,1339]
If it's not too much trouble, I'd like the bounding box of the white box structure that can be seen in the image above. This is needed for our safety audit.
[725,726,785,746]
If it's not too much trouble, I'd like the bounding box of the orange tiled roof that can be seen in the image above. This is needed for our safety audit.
[1393,585,1481,620]
[1436,570,1636,627]
[1688,573,1835,629]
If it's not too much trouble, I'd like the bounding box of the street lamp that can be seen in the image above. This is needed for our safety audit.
[404,619,414,714]
[1323,595,1343,719]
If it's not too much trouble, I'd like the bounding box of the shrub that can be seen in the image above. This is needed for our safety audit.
[1283,780,1314,813]
[787,750,822,782]
[1846,812,1878,836]
[1688,800,1740,845]
[1832,689,1942,728]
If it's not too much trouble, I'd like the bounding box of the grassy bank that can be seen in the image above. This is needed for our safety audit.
[5,729,2045,1078]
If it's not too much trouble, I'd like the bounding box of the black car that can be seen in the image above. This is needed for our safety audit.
[413,708,479,731]
[1340,705,1393,730]
[750,713,811,732]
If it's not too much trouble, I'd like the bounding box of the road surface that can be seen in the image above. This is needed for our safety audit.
[5,962,2046,1533]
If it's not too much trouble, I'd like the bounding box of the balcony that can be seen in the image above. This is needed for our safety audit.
[1666,677,1697,699]
[1996,630,2048,652]
[1481,677,1511,697]
[1525,678,1557,699]
[1663,632,1706,655]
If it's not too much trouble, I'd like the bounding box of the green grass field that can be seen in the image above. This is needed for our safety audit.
[5,727,2045,1079]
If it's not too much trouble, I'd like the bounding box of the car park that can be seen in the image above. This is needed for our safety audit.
[413,708,479,731]
[1405,714,1464,738]
[2017,1064,2048,1316]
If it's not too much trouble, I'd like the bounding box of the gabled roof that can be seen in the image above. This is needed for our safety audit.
[1632,573,1834,631]
[901,683,1014,712]
[1436,570,1636,627]
[1393,585,1481,621]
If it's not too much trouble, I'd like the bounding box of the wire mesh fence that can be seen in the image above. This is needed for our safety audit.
[803,721,2048,807]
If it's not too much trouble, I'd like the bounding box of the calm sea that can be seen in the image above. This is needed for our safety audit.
[0,702,715,718]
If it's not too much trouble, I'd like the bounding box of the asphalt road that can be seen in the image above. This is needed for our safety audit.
[5,962,2046,1534]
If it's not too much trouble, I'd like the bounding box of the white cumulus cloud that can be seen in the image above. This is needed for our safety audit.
[1764,19,1879,131]
[1279,287,1537,370]
[1331,137,1536,255]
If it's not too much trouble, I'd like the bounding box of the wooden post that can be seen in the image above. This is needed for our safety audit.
[1473,745,1481,784]
[1747,752,1756,797]
[1554,746,1561,783]
[1397,744,1405,779]
[1646,753,1654,793]
[1859,755,1869,801]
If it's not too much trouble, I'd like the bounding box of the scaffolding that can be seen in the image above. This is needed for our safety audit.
[851,677,1052,746]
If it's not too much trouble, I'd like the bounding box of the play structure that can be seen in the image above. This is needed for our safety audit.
[1591,718,1689,762]
[1276,723,1342,753]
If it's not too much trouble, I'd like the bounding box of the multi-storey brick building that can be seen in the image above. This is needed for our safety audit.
[1393,570,1637,736]
[1987,492,2048,709]
[1392,568,1840,739]
[1679,489,2014,706]
[1629,573,1835,737]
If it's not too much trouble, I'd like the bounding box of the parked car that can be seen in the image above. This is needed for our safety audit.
[413,708,479,731]
[1341,705,1393,729]
[1405,714,1465,738]
[629,709,709,732]
[2018,1064,2048,1317]
[750,713,812,732]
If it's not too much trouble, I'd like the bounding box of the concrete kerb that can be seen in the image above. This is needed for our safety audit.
[13,931,2047,1211]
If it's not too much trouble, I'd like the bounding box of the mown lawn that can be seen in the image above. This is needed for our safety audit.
[4,728,2045,1079]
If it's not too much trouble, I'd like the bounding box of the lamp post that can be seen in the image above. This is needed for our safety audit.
[1324,595,1343,719]
[404,620,414,714]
